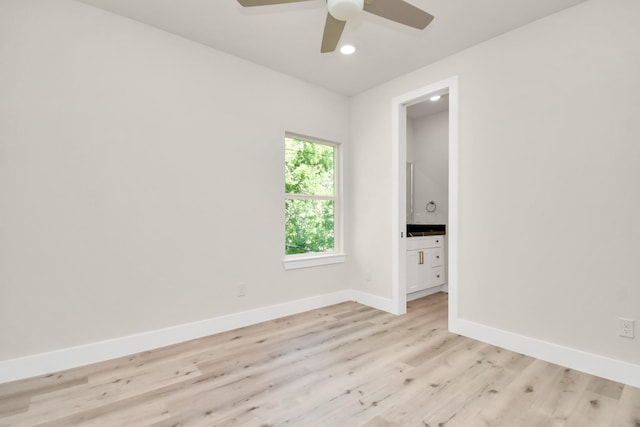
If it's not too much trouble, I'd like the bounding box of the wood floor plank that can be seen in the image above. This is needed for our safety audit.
[531,367,591,425]
[610,385,640,427]
[562,390,619,427]
[77,401,171,427]
[0,292,638,427]
[419,347,534,426]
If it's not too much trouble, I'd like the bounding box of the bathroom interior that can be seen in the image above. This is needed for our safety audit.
[405,92,449,301]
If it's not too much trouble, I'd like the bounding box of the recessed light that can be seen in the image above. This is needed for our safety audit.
[429,95,441,102]
[340,44,356,55]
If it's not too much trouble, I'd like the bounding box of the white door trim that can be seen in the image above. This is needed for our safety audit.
[390,77,459,323]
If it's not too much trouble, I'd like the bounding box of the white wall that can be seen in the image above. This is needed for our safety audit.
[408,111,449,225]
[349,0,640,368]
[0,0,349,361]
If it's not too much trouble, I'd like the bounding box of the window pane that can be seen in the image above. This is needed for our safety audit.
[285,137,334,196]
[285,198,334,255]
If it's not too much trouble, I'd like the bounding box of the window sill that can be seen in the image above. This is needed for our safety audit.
[283,253,347,270]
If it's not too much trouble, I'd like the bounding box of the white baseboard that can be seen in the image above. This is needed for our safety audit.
[0,290,353,384]
[407,285,445,302]
[450,318,640,389]
[6,292,636,390]
[350,290,395,313]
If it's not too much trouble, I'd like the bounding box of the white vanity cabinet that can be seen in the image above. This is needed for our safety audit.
[406,235,445,294]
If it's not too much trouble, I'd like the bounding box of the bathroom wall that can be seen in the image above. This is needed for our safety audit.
[408,110,449,225]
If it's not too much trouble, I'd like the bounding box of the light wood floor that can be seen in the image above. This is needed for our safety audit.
[1,292,639,426]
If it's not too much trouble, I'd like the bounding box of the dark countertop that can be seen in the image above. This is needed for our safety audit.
[407,223,446,237]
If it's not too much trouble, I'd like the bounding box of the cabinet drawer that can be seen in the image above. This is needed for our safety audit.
[406,235,444,250]
[431,248,444,267]
[431,266,445,286]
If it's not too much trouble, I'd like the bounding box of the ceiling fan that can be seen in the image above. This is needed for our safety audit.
[237,0,434,53]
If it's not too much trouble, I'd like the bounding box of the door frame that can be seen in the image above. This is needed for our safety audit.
[390,76,459,327]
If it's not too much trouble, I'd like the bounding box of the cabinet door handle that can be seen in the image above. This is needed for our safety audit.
[419,251,424,265]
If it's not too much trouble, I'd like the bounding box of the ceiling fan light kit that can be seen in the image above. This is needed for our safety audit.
[237,0,434,53]
[327,0,363,21]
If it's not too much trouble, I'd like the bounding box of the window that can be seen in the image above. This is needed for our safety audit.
[284,135,344,268]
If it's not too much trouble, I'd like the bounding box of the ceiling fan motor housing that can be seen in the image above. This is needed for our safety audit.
[327,0,364,21]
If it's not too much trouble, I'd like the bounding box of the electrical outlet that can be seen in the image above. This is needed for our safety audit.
[238,283,246,297]
[619,318,634,338]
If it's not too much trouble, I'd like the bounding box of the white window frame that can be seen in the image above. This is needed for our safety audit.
[283,133,345,270]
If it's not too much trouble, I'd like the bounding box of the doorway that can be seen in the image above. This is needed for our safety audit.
[391,77,459,327]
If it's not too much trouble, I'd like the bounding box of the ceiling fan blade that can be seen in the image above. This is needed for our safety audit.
[364,0,434,30]
[320,12,346,53]
[237,0,311,6]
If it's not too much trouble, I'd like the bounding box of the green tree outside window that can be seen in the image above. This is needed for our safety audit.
[285,137,337,255]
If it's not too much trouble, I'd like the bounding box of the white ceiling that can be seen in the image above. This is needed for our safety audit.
[407,94,448,119]
[75,0,588,96]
